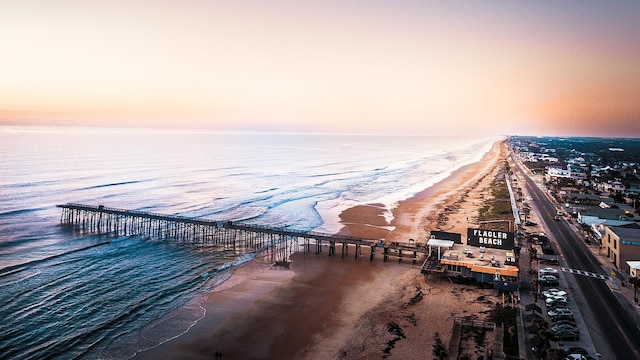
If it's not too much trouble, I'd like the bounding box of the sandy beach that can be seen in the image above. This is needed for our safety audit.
[135,139,507,360]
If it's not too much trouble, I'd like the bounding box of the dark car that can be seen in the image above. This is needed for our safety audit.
[551,324,579,333]
[550,314,575,322]
[525,220,537,226]
[539,275,559,286]
[552,319,577,328]
[553,329,580,341]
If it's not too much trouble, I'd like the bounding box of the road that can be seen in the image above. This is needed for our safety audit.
[513,158,640,359]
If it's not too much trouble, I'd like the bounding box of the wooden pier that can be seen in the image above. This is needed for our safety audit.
[57,203,426,264]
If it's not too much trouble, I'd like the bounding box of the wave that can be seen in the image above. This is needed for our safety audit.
[0,130,499,359]
[216,252,257,272]
[0,235,123,278]
[0,206,50,217]
[78,179,149,190]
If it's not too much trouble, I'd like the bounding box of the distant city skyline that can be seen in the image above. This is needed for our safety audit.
[2,1,640,137]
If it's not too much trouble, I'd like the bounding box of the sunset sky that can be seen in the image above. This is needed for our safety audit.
[1,1,639,136]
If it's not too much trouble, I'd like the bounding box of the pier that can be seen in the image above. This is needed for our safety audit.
[57,203,426,264]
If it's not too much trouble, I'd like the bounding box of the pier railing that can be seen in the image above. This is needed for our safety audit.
[57,203,426,264]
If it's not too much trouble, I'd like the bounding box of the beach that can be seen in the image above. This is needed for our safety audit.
[135,139,507,360]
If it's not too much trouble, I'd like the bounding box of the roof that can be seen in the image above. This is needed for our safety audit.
[427,239,455,248]
[580,216,634,227]
[607,225,640,240]
[576,205,628,220]
[627,261,640,270]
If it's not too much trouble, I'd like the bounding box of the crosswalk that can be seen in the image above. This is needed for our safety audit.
[561,267,613,281]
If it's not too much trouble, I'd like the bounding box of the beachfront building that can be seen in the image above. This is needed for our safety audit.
[425,228,520,288]
[603,224,640,269]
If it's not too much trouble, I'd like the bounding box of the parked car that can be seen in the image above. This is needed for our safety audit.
[548,308,573,317]
[564,355,587,360]
[543,289,568,298]
[546,299,568,308]
[525,220,537,226]
[539,275,560,286]
[550,314,575,322]
[539,267,559,275]
[545,293,568,302]
[562,347,589,356]
[552,324,579,333]
[545,292,567,299]
[553,319,577,327]
[553,329,580,341]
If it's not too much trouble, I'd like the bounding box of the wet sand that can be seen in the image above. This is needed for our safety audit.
[135,139,507,360]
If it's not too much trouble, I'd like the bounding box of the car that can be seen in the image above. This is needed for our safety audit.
[525,220,537,226]
[552,324,579,333]
[546,295,567,303]
[564,354,587,360]
[563,347,589,356]
[543,289,568,298]
[539,275,559,286]
[553,319,577,326]
[554,215,562,221]
[546,299,568,308]
[548,308,573,317]
[550,314,575,322]
[545,293,568,302]
[552,320,578,329]
[539,267,559,275]
[553,329,580,341]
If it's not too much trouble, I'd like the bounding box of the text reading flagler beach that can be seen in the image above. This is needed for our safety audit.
[0,128,499,359]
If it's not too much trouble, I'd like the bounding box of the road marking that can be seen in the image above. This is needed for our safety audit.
[561,267,612,281]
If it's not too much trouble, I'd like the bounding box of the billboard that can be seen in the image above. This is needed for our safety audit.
[430,230,462,244]
[467,228,514,249]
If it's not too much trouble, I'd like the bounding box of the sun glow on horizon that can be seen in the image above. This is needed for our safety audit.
[2,1,640,137]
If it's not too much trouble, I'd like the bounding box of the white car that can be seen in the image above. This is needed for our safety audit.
[548,308,573,317]
[539,267,559,275]
[542,289,568,298]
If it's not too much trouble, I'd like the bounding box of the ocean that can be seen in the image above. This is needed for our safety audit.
[0,126,497,359]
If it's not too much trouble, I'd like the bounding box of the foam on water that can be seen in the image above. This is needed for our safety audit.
[0,127,498,359]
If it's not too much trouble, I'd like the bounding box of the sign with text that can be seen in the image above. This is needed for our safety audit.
[467,228,514,249]
[430,230,462,244]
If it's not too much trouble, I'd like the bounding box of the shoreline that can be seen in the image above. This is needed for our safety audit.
[133,139,507,360]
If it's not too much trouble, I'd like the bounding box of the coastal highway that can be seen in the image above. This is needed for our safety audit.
[513,159,640,359]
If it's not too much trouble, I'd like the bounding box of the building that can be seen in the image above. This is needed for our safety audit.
[603,224,640,269]
[600,180,626,194]
[560,193,614,207]
[424,229,520,286]
[546,166,587,181]
[627,261,640,279]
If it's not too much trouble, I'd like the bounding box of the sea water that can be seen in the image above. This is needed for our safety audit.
[0,126,497,359]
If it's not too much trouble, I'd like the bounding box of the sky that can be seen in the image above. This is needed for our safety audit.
[1,0,640,137]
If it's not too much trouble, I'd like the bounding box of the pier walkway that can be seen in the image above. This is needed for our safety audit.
[57,203,425,264]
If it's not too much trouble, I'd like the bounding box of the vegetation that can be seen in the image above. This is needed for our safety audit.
[477,161,514,232]
[432,332,448,360]
[489,303,519,357]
